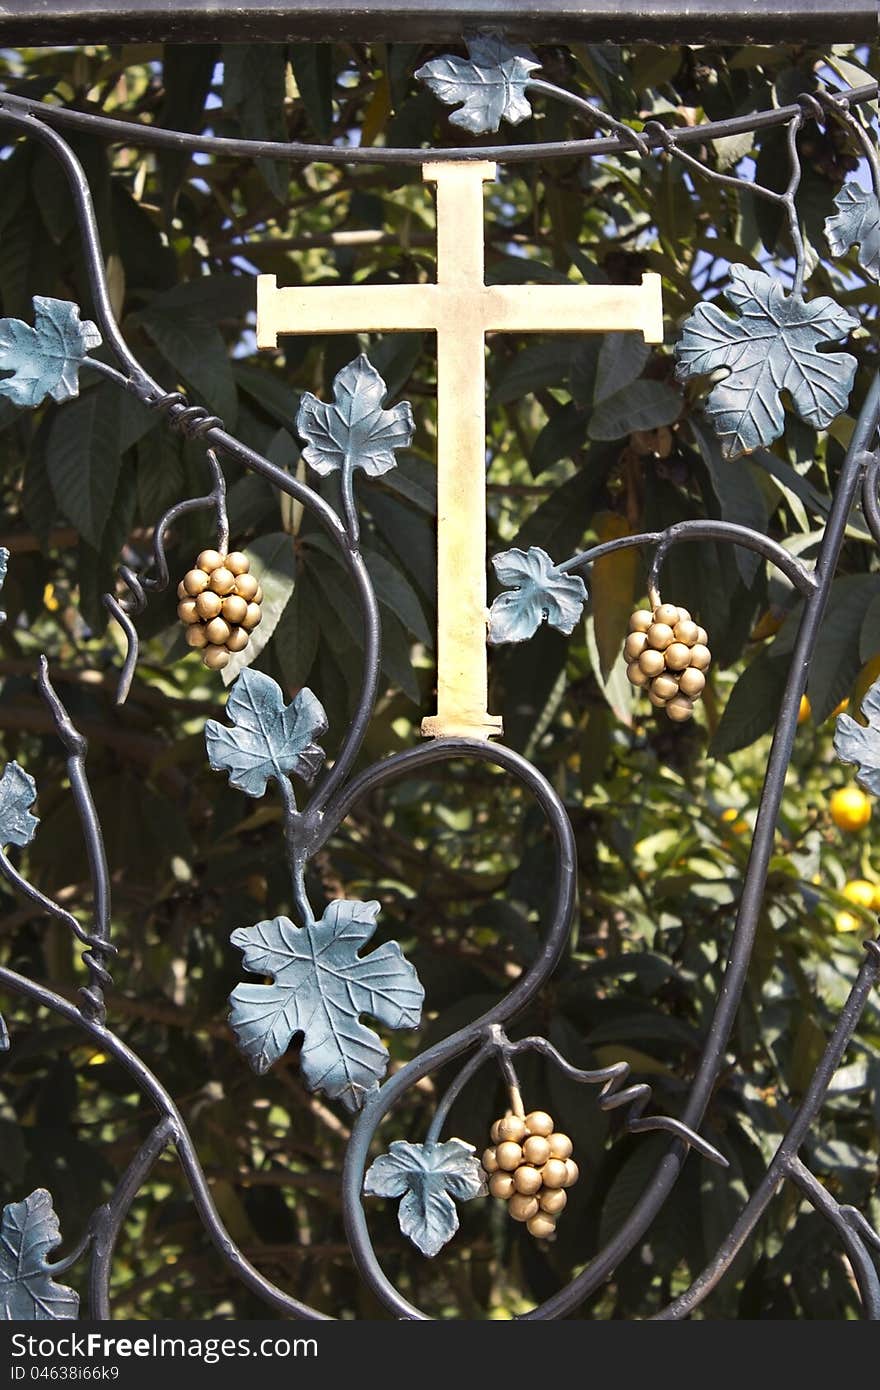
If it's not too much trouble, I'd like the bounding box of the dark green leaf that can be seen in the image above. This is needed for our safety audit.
[46,382,122,547]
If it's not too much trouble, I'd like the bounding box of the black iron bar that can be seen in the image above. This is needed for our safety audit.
[519,377,880,1321]
[0,2,875,46]
[0,964,331,1321]
[1,81,878,169]
[653,939,880,1319]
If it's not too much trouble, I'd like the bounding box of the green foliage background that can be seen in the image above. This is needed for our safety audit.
[0,38,879,1319]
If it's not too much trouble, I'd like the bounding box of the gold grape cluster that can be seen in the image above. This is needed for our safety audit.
[481,1109,578,1240]
[623,602,711,722]
[177,550,263,671]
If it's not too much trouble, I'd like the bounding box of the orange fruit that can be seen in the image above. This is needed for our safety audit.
[835,909,862,933]
[797,694,811,725]
[829,786,872,832]
[842,879,876,908]
[852,654,880,722]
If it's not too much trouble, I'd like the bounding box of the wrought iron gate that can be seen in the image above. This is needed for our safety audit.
[1,12,879,1320]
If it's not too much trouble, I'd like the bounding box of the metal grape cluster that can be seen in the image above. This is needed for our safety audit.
[624,602,712,722]
[177,549,263,670]
[482,1108,578,1240]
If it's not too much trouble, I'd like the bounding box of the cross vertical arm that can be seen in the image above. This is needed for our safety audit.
[421,162,503,740]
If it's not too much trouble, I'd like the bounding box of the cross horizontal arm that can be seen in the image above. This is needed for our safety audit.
[484,275,664,342]
[256,273,665,348]
[256,276,440,346]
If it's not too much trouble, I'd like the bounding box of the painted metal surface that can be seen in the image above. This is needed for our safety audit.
[0,2,875,46]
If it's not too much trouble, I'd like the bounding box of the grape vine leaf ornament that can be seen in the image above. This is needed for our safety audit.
[825,182,880,282]
[364,1139,486,1257]
[0,1190,79,1320]
[228,900,424,1107]
[0,545,7,626]
[205,669,327,798]
[674,266,858,458]
[487,546,587,645]
[0,297,100,408]
[833,679,880,794]
[414,35,540,134]
[0,760,39,848]
[295,354,415,479]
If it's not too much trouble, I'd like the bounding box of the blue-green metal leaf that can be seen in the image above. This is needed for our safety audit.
[674,265,858,459]
[0,761,38,848]
[834,678,880,796]
[364,1138,485,1257]
[0,545,8,625]
[0,1190,79,1320]
[415,35,540,134]
[205,669,327,799]
[296,354,414,478]
[228,899,424,1108]
[825,181,880,281]
[0,297,101,409]
[488,546,587,645]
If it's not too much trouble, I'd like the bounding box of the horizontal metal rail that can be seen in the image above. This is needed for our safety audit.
[1,1,877,46]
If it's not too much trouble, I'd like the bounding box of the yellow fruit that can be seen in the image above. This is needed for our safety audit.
[842,879,876,909]
[798,694,811,725]
[226,627,250,653]
[835,909,862,934]
[829,786,872,832]
[481,1147,499,1174]
[853,654,880,721]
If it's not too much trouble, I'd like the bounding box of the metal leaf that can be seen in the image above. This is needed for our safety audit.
[415,35,540,134]
[825,181,880,281]
[364,1139,485,1257]
[0,1190,79,1320]
[295,354,414,478]
[228,899,424,1108]
[0,297,101,409]
[0,761,39,848]
[205,669,327,799]
[833,679,880,795]
[674,265,858,459]
[0,545,7,625]
[487,546,587,645]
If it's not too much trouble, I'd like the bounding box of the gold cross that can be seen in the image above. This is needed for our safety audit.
[257,162,663,741]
